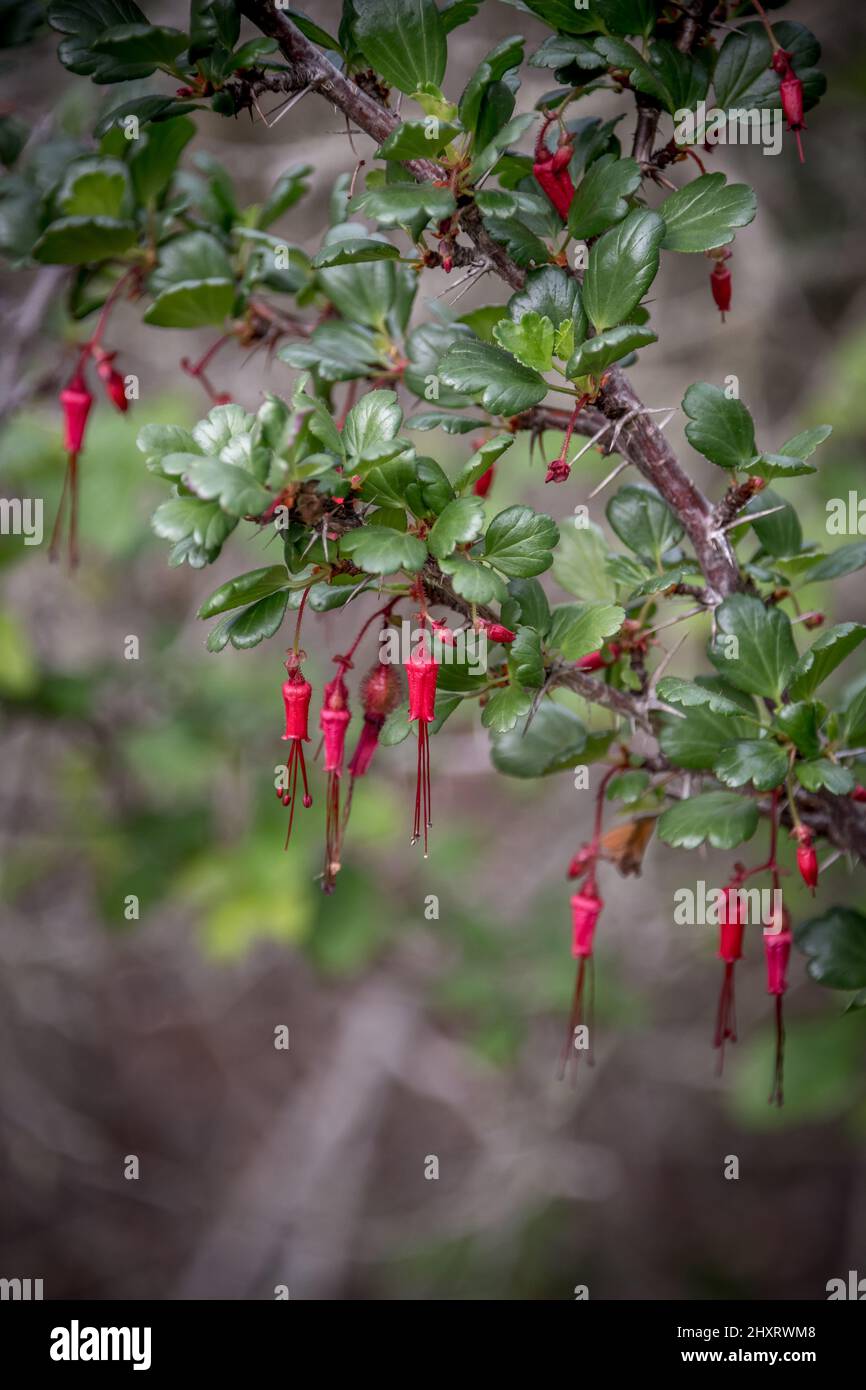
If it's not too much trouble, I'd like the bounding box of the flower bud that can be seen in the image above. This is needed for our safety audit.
[60,373,94,455]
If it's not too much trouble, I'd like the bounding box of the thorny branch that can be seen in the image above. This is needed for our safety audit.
[231,1,860,854]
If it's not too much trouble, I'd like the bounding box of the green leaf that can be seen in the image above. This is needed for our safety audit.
[592,36,668,106]
[438,340,548,416]
[407,412,484,435]
[508,626,545,688]
[354,0,447,95]
[568,154,641,241]
[742,452,816,482]
[94,94,198,138]
[656,677,752,719]
[582,209,665,332]
[657,791,759,851]
[93,22,188,66]
[376,117,462,160]
[481,686,532,734]
[144,279,234,328]
[529,35,600,69]
[427,496,486,558]
[459,34,523,133]
[151,495,236,567]
[342,389,403,461]
[506,266,585,341]
[438,554,507,604]
[648,38,709,113]
[339,526,427,574]
[58,157,129,219]
[553,522,616,602]
[789,624,866,701]
[256,163,312,230]
[182,457,272,517]
[596,0,656,38]
[745,488,803,558]
[212,590,290,652]
[189,0,240,59]
[192,403,255,454]
[484,505,559,577]
[795,759,855,795]
[714,739,788,791]
[709,594,798,701]
[197,565,290,620]
[315,222,398,329]
[277,7,339,53]
[33,215,138,264]
[779,424,832,462]
[129,116,195,205]
[311,238,399,271]
[567,324,656,378]
[682,382,757,471]
[492,311,554,373]
[404,456,455,517]
[659,173,756,253]
[606,484,683,563]
[659,684,757,771]
[796,907,866,990]
[349,181,455,226]
[504,578,551,634]
[48,0,155,83]
[802,542,866,584]
[773,701,823,759]
[453,433,513,493]
[490,703,587,779]
[547,602,624,661]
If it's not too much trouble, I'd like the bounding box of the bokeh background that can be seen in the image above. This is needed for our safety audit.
[1,0,865,1300]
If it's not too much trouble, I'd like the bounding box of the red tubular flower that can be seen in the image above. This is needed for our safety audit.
[475,617,516,645]
[406,638,438,856]
[51,372,95,567]
[319,669,351,893]
[533,123,575,220]
[60,373,93,455]
[473,464,495,498]
[575,649,606,672]
[765,908,793,1107]
[710,259,732,321]
[279,656,313,847]
[560,881,603,1079]
[347,660,402,780]
[714,883,745,1067]
[94,351,129,413]
[772,50,806,162]
[793,825,818,893]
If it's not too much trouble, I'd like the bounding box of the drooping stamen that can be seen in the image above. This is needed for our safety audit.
[559,881,603,1081]
[714,883,745,1071]
[406,638,438,857]
[765,909,793,1107]
[319,669,351,893]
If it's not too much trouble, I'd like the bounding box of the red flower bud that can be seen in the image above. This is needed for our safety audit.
[475,618,516,644]
[533,155,575,220]
[765,913,793,996]
[575,649,608,671]
[96,354,129,413]
[794,825,818,893]
[473,464,495,498]
[567,844,595,880]
[320,672,351,774]
[60,373,94,455]
[851,785,866,803]
[772,50,806,161]
[710,262,732,320]
[545,457,570,484]
[570,885,603,958]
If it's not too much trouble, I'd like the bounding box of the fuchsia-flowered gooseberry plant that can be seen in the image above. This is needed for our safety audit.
[16,0,866,1107]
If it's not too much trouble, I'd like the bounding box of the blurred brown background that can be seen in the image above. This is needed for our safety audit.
[1,0,865,1300]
